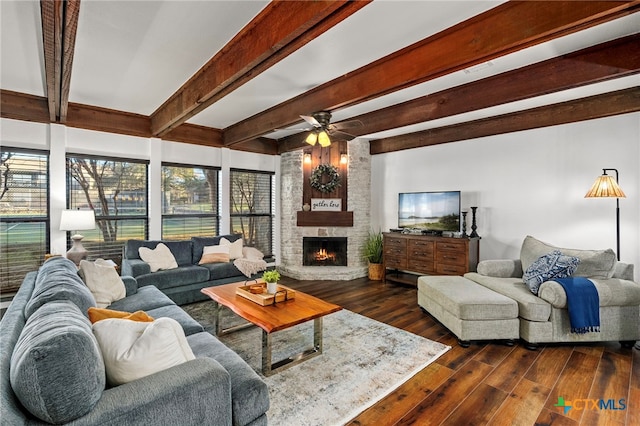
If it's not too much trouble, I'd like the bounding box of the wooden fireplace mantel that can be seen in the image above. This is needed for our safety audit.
[296,211,354,227]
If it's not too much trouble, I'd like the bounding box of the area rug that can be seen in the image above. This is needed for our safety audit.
[183,301,449,425]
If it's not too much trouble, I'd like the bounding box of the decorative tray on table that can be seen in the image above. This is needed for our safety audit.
[236,282,296,306]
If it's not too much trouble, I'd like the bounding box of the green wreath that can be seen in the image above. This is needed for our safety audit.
[310,164,341,193]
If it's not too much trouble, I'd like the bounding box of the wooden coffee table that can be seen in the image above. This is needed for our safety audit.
[201,280,342,376]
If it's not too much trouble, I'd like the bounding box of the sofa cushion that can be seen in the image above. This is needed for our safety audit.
[125,240,193,266]
[135,265,211,290]
[538,278,640,309]
[88,307,154,324]
[108,285,175,312]
[192,234,242,265]
[146,304,205,336]
[10,301,105,424]
[24,256,96,320]
[79,259,126,308]
[187,332,269,426]
[93,317,195,386]
[520,236,617,279]
[139,243,179,272]
[464,272,552,322]
[199,261,244,280]
[522,250,580,295]
[477,259,523,278]
[199,244,230,264]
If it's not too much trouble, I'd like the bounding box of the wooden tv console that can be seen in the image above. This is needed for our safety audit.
[383,232,479,285]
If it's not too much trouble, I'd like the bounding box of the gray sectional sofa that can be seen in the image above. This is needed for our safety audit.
[1,256,269,425]
[121,234,261,305]
[418,236,640,349]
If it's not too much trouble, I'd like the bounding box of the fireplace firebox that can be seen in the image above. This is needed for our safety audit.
[303,237,347,266]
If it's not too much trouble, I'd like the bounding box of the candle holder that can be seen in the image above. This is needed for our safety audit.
[461,211,468,237]
[469,206,480,238]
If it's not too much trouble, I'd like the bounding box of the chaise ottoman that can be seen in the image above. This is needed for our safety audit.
[417,275,519,347]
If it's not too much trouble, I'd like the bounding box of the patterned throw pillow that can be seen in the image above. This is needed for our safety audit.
[523,250,580,295]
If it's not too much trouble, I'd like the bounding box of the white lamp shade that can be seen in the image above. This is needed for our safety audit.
[60,210,96,232]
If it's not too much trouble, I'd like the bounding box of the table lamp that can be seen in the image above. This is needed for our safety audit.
[60,209,96,265]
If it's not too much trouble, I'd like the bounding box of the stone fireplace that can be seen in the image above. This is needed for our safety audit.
[303,237,347,267]
[279,139,370,280]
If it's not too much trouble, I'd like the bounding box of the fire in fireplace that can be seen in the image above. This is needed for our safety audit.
[303,237,347,267]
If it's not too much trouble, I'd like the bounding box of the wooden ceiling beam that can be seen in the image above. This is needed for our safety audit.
[1,90,228,147]
[1,90,51,123]
[226,0,640,146]
[40,0,61,121]
[368,87,640,154]
[150,0,370,137]
[278,33,640,153]
[59,0,80,122]
[40,0,80,122]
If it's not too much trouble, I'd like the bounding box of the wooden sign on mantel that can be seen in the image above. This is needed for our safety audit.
[311,198,341,211]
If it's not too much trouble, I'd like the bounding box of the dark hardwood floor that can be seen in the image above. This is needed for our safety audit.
[280,276,639,426]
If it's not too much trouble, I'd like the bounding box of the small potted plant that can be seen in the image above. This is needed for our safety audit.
[362,230,384,280]
[262,269,281,294]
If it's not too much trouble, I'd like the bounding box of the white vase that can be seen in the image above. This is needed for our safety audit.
[267,282,278,294]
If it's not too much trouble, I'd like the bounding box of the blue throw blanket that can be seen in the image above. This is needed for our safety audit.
[553,277,600,334]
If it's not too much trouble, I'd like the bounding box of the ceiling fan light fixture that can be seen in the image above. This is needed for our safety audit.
[305,132,318,146]
[318,130,331,147]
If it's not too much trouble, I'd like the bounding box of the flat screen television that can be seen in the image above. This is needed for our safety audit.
[398,191,461,232]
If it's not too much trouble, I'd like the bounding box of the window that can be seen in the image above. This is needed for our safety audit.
[66,155,148,265]
[230,169,275,257]
[161,163,220,239]
[0,149,49,293]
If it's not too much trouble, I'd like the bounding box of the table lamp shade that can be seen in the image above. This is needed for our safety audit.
[60,210,96,232]
[60,210,96,265]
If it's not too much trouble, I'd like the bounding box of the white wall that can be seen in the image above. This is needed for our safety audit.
[371,113,640,280]
[0,118,279,257]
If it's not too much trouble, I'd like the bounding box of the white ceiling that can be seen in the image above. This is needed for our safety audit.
[1,0,639,142]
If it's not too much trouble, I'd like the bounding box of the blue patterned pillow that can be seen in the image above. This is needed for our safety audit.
[523,250,580,295]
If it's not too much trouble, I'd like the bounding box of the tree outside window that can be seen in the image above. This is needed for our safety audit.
[66,155,148,265]
[230,169,274,257]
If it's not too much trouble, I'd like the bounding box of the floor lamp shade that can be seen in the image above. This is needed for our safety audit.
[60,210,96,265]
[584,169,625,261]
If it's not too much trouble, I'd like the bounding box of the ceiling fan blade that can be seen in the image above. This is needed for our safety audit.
[273,126,312,132]
[332,119,364,129]
[327,129,357,141]
[300,114,321,128]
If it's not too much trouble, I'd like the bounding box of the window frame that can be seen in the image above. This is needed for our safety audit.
[0,147,50,293]
[65,153,149,264]
[229,168,275,258]
[160,162,221,240]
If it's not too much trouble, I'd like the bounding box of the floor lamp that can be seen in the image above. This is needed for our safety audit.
[584,169,626,261]
[60,209,96,265]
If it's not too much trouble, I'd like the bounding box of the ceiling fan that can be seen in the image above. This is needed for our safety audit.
[296,111,362,147]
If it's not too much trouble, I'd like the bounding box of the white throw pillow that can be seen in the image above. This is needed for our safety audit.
[199,245,230,264]
[92,317,195,386]
[242,246,264,260]
[79,259,126,308]
[220,237,243,260]
[138,243,178,272]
